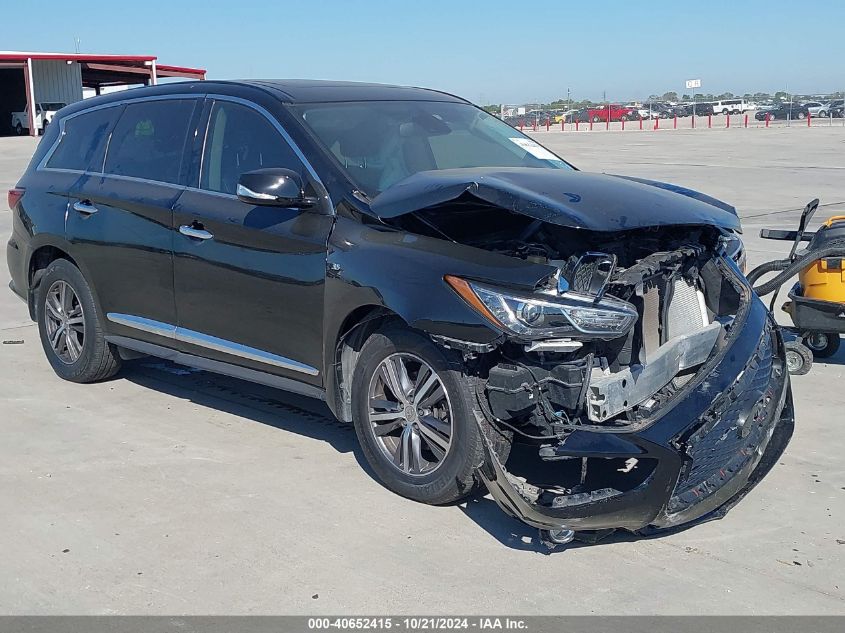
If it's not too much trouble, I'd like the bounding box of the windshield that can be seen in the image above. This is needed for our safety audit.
[292,101,572,196]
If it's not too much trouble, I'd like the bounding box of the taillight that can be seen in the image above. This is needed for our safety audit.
[7,187,24,211]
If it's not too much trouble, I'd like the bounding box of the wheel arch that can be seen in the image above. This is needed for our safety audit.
[326,304,406,423]
[27,243,81,320]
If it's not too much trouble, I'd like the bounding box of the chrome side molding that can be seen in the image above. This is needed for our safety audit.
[106,313,318,376]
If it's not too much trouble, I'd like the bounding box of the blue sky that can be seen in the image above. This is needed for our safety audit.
[9,0,842,103]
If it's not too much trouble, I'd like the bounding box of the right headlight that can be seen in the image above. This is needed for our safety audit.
[719,229,747,274]
[444,275,637,340]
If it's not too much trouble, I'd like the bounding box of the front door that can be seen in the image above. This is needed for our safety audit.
[172,98,333,386]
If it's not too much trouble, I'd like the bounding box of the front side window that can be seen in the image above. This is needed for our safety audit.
[200,101,302,195]
[293,101,571,196]
[46,107,118,171]
[104,99,195,184]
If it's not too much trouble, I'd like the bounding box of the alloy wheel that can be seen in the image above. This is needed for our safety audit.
[44,280,85,364]
[367,352,454,476]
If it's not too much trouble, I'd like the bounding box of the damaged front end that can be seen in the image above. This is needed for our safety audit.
[373,185,792,545]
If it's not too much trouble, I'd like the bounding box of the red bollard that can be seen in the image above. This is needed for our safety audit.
[674,115,677,129]
[519,121,524,132]
[576,120,580,131]
[692,115,695,129]
[622,118,625,130]
[606,117,609,131]
[589,119,593,131]
[808,113,811,127]
[639,116,643,130]
[708,114,712,128]
[532,120,537,132]
[726,114,730,128]
[654,117,659,130]
[766,113,770,127]
[561,119,565,132]
[744,114,748,128]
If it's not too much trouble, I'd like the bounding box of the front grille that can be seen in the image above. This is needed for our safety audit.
[667,323,780,514]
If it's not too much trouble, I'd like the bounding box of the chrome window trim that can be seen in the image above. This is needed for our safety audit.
[184,186,237,200]
[38,94,204,172]
[203,94,323,185]
[93,172,186,190]
[106,312,319,376]
[38,91,333,213]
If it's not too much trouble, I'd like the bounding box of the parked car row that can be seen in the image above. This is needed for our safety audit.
[754,100,844,120]
[502,98,843,129]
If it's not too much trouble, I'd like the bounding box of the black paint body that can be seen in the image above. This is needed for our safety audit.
[6,80,793,533]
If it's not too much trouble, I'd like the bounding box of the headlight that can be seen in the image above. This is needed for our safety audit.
[444,275,637,340]
[719,230,746,274]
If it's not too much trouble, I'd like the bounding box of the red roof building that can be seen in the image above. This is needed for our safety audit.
[0,51,206,136]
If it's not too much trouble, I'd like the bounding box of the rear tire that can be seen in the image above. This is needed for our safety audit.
[36,259,122,383]
[351,326,504,505]
[14,122,23,135]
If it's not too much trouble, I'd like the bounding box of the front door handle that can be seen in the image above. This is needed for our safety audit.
[179,224,214,240]
[72,200,98,215]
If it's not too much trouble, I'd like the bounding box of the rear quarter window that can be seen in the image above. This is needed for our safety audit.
[104,99,195,184]
[46,107,119,172]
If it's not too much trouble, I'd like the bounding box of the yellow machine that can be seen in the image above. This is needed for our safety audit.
[747,201,845,374]
[796,216,845,303]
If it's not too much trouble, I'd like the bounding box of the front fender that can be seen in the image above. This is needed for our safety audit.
[321,217,554,416]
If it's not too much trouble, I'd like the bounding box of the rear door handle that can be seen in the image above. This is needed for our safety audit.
[179,224,214,240]
[72,200,98,215]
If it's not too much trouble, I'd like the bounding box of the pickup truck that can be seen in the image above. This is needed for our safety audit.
[11,102,67,135]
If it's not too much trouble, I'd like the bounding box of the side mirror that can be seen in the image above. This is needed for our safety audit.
[236,168,316,208]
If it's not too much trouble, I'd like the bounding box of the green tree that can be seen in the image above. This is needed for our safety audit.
[662,91,679,102]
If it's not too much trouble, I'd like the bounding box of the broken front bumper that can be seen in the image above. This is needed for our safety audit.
[476,293,794,534]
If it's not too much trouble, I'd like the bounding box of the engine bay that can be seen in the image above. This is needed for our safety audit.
[378,200,749,520]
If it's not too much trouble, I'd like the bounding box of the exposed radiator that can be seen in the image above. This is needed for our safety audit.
[664,278,709,342]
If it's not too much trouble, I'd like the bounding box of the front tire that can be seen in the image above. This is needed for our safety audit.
[36,259,122,383]
[351,326,493,505]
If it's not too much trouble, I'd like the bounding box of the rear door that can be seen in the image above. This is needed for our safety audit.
[171,97,333,386]
[66,97,201,344]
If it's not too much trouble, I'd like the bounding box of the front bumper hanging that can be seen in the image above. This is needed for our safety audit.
[474,295,795,539]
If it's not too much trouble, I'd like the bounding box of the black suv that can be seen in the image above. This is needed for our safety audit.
[6,81,793,545]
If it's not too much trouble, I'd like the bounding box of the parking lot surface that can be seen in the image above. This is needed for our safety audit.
[1,128,843,614]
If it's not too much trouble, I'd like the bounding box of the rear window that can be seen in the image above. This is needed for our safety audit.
[104,99,195,184]
[46,107,118,172]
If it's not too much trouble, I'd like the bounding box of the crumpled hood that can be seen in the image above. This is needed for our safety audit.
[369,167,740,232]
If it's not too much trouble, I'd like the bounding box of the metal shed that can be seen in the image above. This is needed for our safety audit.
[0,51,206,136]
